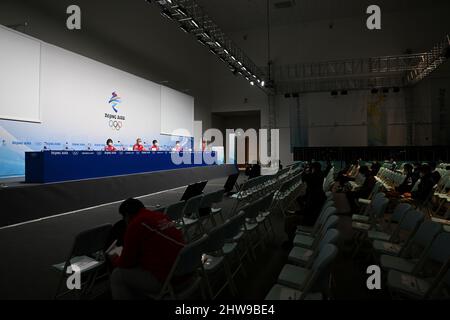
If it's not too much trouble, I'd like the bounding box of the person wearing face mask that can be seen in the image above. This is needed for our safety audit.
[133,138,145,152]
[133,138,145,151]
[172,141,183,152]
[104,138,117,151]
[150,140,159,151]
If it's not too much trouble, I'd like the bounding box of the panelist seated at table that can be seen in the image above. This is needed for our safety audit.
[132,138,145,152]
[104,138,117,151]
[172,141,183,152]
[150,140,160,151]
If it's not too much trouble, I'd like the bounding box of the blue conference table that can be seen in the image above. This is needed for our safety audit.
[25,150,217,183]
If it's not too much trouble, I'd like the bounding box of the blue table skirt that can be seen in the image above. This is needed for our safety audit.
[25,150,217,183]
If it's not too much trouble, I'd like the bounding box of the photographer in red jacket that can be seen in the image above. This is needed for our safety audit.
[109,198,185,299]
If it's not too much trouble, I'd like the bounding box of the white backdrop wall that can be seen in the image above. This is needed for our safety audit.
[0,26,195,177]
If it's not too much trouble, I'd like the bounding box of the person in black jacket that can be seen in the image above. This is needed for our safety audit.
[283,162,326,248]
[396,163,417,194]
[299,162,327,226]
[411,164,435,203]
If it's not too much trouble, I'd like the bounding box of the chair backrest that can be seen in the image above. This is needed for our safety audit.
[398,210,425,233]
[362,192,385,216]
[311,244,339,271]
[303,244,338,298]
[172,234,209,277]
[70,224,113,258]
[164,201,186,221]
[199,191,218,208]
[209,189,225,204]
[183,194,203,217]
[405,220,442,258]
[317,229,340,251]
[410,220,442,248]
[316,215,339,241]
[223,211,246,240]
[370,182,382,198]
[368,195,389,220]
[426,232,450,265]
[256,192,275,212]
[313,206,337,234]
[391,203,412,224]
[204,224,227,253]
[243,200,261,220]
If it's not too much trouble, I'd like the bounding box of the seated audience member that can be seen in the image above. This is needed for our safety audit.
[408,164,436,203]
[412,162,421,182]
[331,175,352,193]
[430,162,442,185]
[132,138,145,151]
[323,160,333,177]
[104,138,117,151]
[388,157,397,171]
[150,140,160,151]
[284,162,327,247]
[291,162,326,226]
[172,141,183,152]
[109,198,185,300]
[371,161,381,176]
[346,166,376,209]
[396,163,417,193]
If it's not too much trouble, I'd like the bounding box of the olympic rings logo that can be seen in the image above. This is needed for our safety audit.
[109,120,123,131]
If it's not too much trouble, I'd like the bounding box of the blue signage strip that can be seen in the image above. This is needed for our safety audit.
[25,151,216,183]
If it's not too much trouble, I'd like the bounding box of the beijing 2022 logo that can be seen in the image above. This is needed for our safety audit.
[105,91,126,131]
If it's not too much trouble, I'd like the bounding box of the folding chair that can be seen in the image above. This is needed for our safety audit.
[148,234,209,300]
[352,192,386,223]
[387,232,450,299]
[221,211,249,279]
[164,201,186,226]
[242,199,267,259]
[199,191,221,229]
[289,229,340,267]
[53,224,112,300]
[293,215,339,248]
[366,203,412,242]
[181,194,204,241]
[379,220,442,274]
[202,223,238,299]
[209,189,226,223]
[266,244,338,299]
[296,205,336,236]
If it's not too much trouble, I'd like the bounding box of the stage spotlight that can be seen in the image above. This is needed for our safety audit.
[341,90,348,95]
[285,93,291,98]
[393,87,400,93]
[371,88,379,94]
[250,81,255,86]
[261,80,265,87]
[331,90,338,96]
